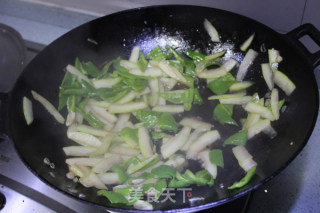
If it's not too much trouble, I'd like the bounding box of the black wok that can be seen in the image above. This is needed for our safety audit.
[1,5,320,212]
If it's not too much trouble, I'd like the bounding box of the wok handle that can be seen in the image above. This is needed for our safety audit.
[286,23,320,69]
[0,93,9,140]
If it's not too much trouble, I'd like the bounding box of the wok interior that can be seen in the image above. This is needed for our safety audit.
[8,6,318,211]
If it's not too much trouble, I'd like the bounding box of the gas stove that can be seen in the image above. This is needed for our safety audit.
[1,35,320,212]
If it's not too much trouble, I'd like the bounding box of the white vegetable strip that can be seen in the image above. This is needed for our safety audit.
[270,88,279,120]
[76,124,109,137]
[219,96,252,105]
[89,134,113,156]
[159,77,177,91]
[75,112,83,124]
[90,105,118,123]
[108,144,140,157]
[130,67,163,77]
[204,51,225,62]
[92,156,122,173]
[104,153,131,162]
[261,63,274,90]
[115,91,136,105]
[243,112,260,130]
[204,18,220,42]
[236,49,258,81]
[138,126,154,159]
[63,146,97,156]
[31,90,65,124]
[187,130,221,159]
[164,155,186,169]
[158,60,187,84]
[148,78,159,107]
[268,48,282,71]
[23,96,33,125]
[247,119,271,139]
[142,94,148,106]
[92,78,120,89]
[69,164,90,178]
[79,176,94,188]
[149,60,160,68]
[240,33,255,52]
[99,117,115,131]
[236,153,258,173]
[208,92,246,100]
[98,173,120,185]
[273,70,296,96]
[221,58,238,72]
[129,46,140,62]
[80,172,107,189]
[161,126,191,159]
[245,102,275,120]
[182,129,206,152]
[232,146,257,172]
[113,113,131,132]
[108,102,148,114]
[245,98,264,132]
[66,65,91,84]
[158,81,166,105]
[87,99,110,108]
[229,81,253,91]
[120,60,139,70]
[152,105,184,113]
[67,132,102,147]
[162,136,173,146]
[197,67,227,79]
[67,123,77,136]
[198,150,217,179]
[66,158,102,167]
[66,112,76,126]
[179,117,213,130]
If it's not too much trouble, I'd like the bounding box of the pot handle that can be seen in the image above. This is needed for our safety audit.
[286,23,320,69]
[0,93,9,141]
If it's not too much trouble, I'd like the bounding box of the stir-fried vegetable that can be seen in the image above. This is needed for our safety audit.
[209,149,224,168]
[204,18,220,42]
[240,33,255,52]
[236,49,258,81]
[228,166,256,189]
[213,104,237,126]
[223,130,248,146]
[23,19,298,210]
[23,96,33,125]
[31,90,65,124]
